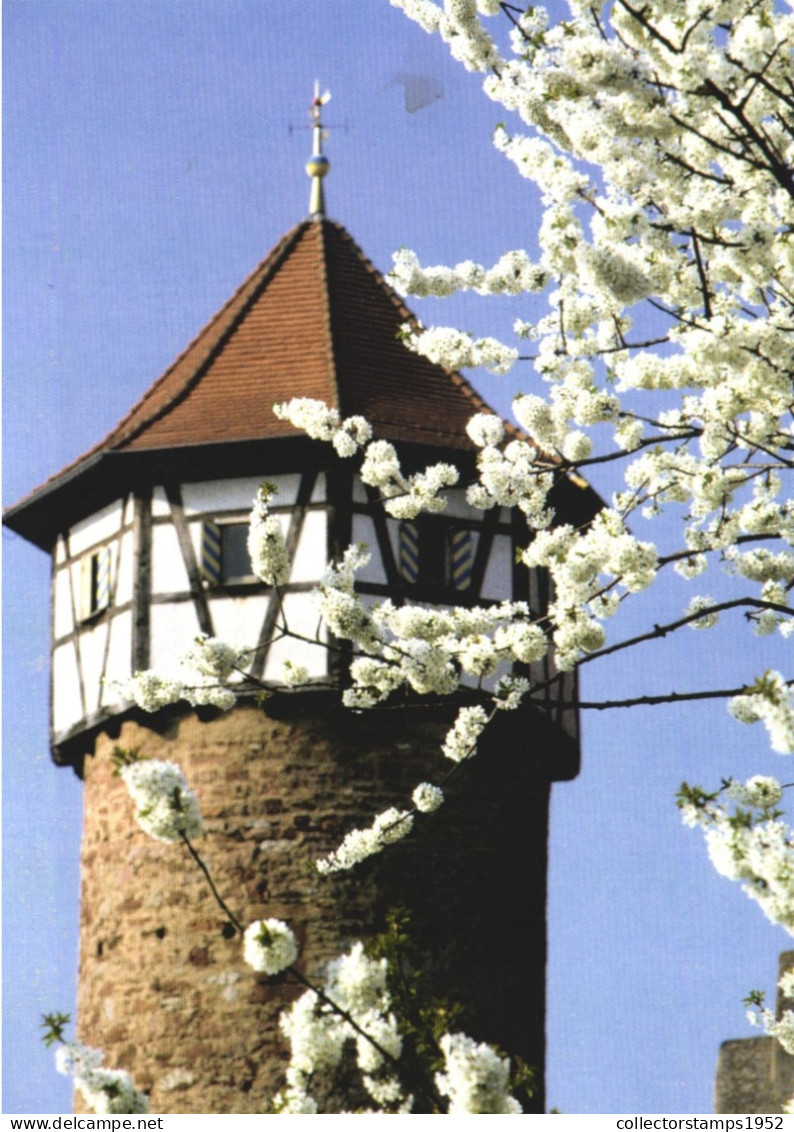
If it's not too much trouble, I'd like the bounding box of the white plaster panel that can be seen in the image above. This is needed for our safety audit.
[53,568,75,639]
[443,489,483,521]
[123,494,136,525]
[290,510,327,583]
[78,621,109,715]
[152,523,191,594]
[480,534,513,600]
[149,602,204,672]
[68,500,123,557]
[181,475,300,515]
[351,515,387,584]
[151,487,170,517]
[115,531,134,606]
[55,536,67,565]
[208,594,272,659]
[310,473,326,503]
[100,611,133,707]
[53,644,83,734]
[263,593,327,682]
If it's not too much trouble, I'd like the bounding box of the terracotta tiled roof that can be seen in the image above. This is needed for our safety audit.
[69,219,498,465]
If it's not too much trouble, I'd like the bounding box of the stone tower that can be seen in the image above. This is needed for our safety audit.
[5,124,600,1113]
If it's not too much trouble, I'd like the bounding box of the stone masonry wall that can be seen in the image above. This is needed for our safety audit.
[75,699,557,1113]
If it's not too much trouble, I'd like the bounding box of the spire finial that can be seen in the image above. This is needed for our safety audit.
[306,82,331,219]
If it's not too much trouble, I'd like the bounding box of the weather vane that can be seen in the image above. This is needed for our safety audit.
[306,81,331,219]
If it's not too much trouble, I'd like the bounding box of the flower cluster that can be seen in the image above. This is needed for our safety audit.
[55,1041,148,1115]
[316,807,414,875]
[360,437,459,519]
[273,398,372,458]
[729,672,794,755]
[247,483,289,586]
[679,777,794,933]
[243,919,298,976]
[435,1031,522,1114]
[273,942,405,1113]
[117,632,249,715]
[399,323,518,375]
[412,782,444,813]
[120,759,204,843]
[272,939,522,1113]
[441,705,489,763]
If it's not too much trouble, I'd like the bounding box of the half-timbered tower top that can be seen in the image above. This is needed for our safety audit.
[4,123,600,769]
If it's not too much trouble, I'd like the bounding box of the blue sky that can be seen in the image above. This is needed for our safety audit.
[3,0,790,1114]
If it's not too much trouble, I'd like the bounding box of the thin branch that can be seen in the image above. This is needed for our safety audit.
[181,833,245,934]
[575,597,793,671]
[689,227,712,319]
[575,685,777,710]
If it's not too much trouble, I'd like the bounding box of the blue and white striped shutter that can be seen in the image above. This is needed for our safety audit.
[449,528,474,591]
[201,521,222,585]
[399,521,420,584]
[95,546,112,612]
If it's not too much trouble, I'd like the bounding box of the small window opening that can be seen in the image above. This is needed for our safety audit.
[80,547,111,621]
[201,520,257,585]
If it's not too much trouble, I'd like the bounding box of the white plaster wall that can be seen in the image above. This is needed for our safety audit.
[100,611,133,707]
[351,514,387,584]
[444,488,484,522]
[290,510,327,583]
[310,473,326,503]
[152,523,191,594]
[52,644,83,734]
[115,531,134,606]
[152,486,170,517]
[55,535,67,566]
[53,568,75,639]
[181,475,301,515]
[78,622,109,715]
[68,500,123,556]
[208,594,271,656]
[480,534,513,600]
[149,602,204,673]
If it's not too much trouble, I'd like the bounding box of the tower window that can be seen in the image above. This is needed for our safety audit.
[398,520,476,591]
[201,520,255,584]
[221,524,255,582]
[79,546,112,621]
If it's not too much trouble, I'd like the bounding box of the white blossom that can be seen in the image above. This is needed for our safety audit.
[316,808,414,875]
[120,759,204,843]
[729,673,794,754]
[412,782,445,812]
[441,705,489,763]
[435,1032,522,1113]
[247,484,289,586]
[243,918,299,975]
[55,1042,148,1115]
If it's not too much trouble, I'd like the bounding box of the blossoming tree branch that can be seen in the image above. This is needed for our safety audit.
[50,0,793,1114]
